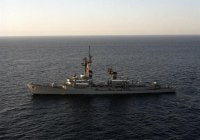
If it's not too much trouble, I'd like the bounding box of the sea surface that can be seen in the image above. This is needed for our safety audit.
[1,35,200,139]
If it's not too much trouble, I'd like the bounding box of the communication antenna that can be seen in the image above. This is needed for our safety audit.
[89,46,90,57]
[88,46,92,63]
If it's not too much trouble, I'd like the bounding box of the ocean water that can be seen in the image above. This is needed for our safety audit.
[0,35,200,139]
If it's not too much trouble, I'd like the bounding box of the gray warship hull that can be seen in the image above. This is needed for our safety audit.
[27,83,175,95]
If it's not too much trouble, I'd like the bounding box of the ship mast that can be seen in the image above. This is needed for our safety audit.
[82,46,93,78]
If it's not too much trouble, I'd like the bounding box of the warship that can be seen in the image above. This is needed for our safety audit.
[27,47,175,95]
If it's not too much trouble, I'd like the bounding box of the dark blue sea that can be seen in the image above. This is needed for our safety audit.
[1,35,200,139]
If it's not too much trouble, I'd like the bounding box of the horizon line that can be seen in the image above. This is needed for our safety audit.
[0,34,200,37]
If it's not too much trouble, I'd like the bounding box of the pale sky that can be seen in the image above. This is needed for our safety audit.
[0,0,200,36]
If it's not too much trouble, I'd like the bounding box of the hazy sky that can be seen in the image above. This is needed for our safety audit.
[0,0,200,36]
